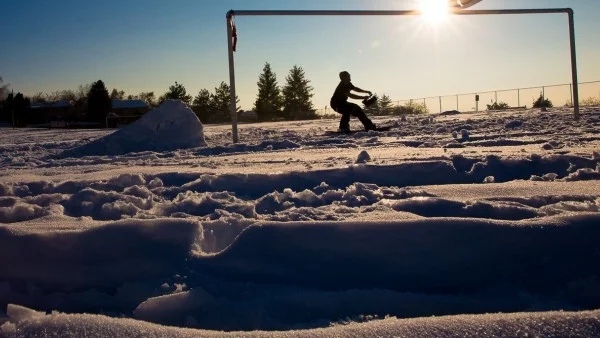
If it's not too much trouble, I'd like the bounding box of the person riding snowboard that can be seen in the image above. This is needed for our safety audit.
[330,71,376,133]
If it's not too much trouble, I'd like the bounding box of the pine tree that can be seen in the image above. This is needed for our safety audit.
[12,93,30,125]
[379,94,393,115]
[87,80,111,122]
[211,82,239,123]
[110,88,125,100]
[253,62,282,121]
[160,82,192,104]
[533,93,553,109]
[3,92,30,125]
[192,88,212,122]
[364,93,381,115]
[193,89,211,107]
[282,65,315,120]
[2,92,14,123]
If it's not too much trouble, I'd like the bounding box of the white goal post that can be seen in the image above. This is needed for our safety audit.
[226,8,580,143]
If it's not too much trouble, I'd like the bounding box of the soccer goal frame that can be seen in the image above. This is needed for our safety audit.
[226,8,580,143]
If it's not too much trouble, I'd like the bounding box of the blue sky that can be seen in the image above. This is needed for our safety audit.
[1,0,599,110]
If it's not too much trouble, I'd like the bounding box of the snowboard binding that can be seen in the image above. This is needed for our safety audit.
[362,95,378,107]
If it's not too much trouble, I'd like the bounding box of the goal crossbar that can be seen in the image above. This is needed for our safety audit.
[226,8,580,143]
[228,9,573,16]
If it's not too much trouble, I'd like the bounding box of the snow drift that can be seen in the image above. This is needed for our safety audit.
[1,107,600,334]
[59,100,206,157]
[0,218,201,289]
[2,213,600,331]
[195,214,600,294]
[2,304,600,337]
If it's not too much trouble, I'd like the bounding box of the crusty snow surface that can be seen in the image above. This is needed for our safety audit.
[1,104,600,336]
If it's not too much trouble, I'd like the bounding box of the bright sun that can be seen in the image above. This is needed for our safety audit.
[419,0,449,23]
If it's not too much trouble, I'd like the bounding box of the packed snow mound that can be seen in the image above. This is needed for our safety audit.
[60,100,206,157]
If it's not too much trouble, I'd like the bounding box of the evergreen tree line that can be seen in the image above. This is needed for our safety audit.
[363,93,394,115]
[0,63,316,126]
[253,62,316,121]
[0,78,113,126]
[0,77,236,126]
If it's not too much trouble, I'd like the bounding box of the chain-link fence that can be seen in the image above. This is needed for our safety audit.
[316,81,600,116]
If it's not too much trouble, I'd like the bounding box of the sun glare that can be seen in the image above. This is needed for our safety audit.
[419,0,449,23]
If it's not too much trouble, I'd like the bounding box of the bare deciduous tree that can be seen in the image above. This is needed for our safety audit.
[0,76,9,101]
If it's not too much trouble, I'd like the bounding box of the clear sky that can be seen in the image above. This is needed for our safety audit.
[1,0,599,111]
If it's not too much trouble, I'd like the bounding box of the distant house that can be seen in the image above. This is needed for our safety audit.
[30,100,74,126]
[107,100,150,127]
[111,99,149,116]
[30,100,72,111]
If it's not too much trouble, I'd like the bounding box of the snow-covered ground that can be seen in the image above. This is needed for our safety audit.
[1,102,600,336]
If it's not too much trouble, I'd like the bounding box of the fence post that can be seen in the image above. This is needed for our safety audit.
[542,86,545,99]
[569,84,573,106]
[11,90,14,128]
[495,91,497,103]
[439,96,442,114]
[456,95,459,111]
[518,89,520,107]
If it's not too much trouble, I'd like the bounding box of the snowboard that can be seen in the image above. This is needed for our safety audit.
[325,125,392,135]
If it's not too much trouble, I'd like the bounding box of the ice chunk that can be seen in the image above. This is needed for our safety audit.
[356,150,372,164]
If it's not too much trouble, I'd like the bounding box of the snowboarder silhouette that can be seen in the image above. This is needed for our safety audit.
[330,71,376,133]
